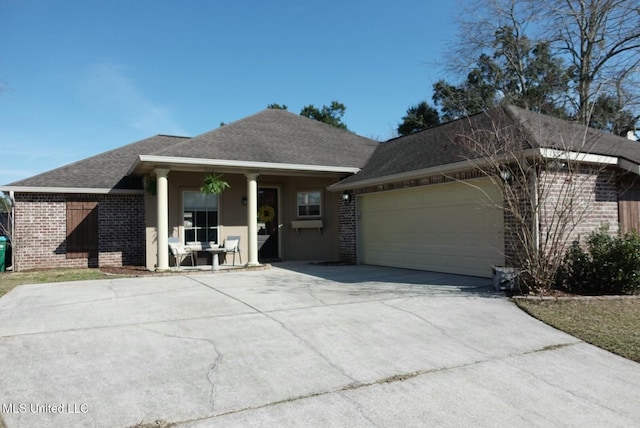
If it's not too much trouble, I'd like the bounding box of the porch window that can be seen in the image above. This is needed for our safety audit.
[297,190,322,217]
[183,191,218,243]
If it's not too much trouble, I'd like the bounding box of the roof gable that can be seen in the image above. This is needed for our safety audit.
[151,109,379,168]
[4,109,379,192]
[504,105,640,163]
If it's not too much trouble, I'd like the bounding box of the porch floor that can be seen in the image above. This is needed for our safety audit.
[168,263,247,273]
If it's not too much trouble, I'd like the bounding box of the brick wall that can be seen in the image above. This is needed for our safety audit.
[539,166,619,252]
[337,192,356,263]
[98,194,146,267]
[502,177,531,266]
[12,193,145,271]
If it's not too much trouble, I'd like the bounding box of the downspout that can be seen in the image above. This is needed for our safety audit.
[521,158,540,257]
[531,168,540,256]
[9,190,15,270]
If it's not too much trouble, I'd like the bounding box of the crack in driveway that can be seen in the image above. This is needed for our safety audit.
[171,340,583,426]
[304,280,328,305]
[0,309,257,339]
[140,326,222,412]
[0,281,202,312]
[506,346,623,417]
[4,266,633,428]
[380,300,492,357]
[186,276,358,384]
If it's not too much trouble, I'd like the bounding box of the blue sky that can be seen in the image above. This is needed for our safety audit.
[0,0,457,186]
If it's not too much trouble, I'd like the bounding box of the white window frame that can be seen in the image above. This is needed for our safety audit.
[296,190,322,218]
[182,190,219,244]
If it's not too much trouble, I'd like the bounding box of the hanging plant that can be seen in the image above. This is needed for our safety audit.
[201,173,230,195]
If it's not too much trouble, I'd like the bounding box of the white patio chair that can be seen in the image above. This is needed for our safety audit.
[168,237,194,267]
[223,236,242,266]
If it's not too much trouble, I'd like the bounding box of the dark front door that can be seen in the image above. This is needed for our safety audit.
[257,187,279,262]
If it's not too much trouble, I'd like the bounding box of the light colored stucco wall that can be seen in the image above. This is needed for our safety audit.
[144,171,343,269]
[279,176,340,261]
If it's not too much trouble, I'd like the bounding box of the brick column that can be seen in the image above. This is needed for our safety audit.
[338,191,357,263]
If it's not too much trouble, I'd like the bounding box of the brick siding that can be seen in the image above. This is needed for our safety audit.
[502,178,531,266]
[337,192,356,263]
[12,193,145,271]
[539,166,619,249]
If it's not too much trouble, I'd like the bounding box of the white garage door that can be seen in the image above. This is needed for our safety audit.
[359,179,504,278]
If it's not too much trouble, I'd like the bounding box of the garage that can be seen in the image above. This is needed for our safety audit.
[358,179,505,278]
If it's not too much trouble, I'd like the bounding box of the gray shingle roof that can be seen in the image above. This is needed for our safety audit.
[337,104,640,187]
[152,109,379,168]
[505,105,640,162]
[5,135,188,190]
[4,109,379,191]
[11,105,634,193]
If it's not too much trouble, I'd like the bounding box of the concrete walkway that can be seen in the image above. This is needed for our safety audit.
[0,263,639,427]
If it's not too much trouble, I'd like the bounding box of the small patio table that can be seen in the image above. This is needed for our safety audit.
[205,247,227,270]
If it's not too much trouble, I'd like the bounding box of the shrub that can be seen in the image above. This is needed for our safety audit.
[557,226,640,295]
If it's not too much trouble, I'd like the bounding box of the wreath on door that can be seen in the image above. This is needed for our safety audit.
[258,205,275,223]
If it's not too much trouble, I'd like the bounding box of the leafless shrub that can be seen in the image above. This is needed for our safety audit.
[450,107,618,292]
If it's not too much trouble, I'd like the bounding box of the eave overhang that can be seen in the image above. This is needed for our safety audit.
[129,155,361,177]
[0,186,143,195]
[328,147,640,192]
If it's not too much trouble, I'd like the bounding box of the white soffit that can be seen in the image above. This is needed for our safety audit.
[131,155,361,175]
[538,148,618,165]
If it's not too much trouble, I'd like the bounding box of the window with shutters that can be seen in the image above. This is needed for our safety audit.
[66,201,98,259]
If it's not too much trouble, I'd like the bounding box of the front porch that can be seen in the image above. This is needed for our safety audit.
[140,167,350,272]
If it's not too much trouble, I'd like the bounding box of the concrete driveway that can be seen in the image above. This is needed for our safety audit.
[0,263,639,427]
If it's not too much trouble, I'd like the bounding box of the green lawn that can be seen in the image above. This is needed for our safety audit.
[515,298,640,363]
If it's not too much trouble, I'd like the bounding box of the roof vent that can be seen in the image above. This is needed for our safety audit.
[627,130,638,141]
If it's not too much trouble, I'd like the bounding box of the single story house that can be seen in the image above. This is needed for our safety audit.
[1,110,378,272]
[2,105,640,278]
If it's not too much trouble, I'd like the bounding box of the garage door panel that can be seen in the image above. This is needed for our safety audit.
[359,180,504,278]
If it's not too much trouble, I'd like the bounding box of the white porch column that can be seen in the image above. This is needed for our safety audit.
[156,168,170,271]
[246,172,260,266]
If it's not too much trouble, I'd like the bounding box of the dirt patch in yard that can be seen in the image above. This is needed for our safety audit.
[99,266,157,276]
